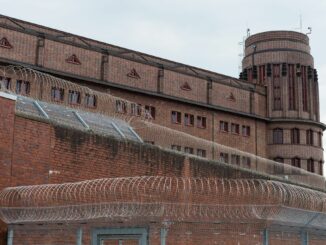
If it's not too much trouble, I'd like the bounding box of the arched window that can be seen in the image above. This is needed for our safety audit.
[273,128,283,144]
[306,129,314,145]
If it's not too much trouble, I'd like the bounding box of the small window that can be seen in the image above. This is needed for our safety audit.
[85,94,97,108]
[197,149,206,158]
[171,111,182,124]
[131,103,142,116]
[291,128,300,144]
[184,113,194,127]
[16,80,30,95]
[231,123,240,134]
[273,157,284,174]
[242,156,251,168]
[219,153,229,163]
[273,128,283,144]
[307,159,314,173]
[171,145,181,151]
[144,141,154,145]
[319,161,323,176]
[51,87,64,101]
[145,105,156,119]
[0,76,11,90]
[231,154,240,165]
[197,116,206,129]
[184,147,194,154]
[116,100,127,113]
[242,125,250,137]
[68,90,81,104]
[318,132,322,147]
[291,158,301,168]
[220,121,229,132]
[306,129,314,145]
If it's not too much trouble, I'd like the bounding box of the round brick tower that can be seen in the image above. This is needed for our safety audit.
[241,31,324,175]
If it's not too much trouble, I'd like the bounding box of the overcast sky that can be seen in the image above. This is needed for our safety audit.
[1,0,326,120]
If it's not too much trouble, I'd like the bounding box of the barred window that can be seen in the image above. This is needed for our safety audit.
[131,103,141,116]
[242,125,250,137]
[220,121,228,132]
[307,159,314,173]
[68,90,81,104]
[171,145,181,151]
[231,123,240,134]
[220,153,229,163]
[85,94,96,108]
[171,111,181,124]
[16,80,30,95]
[184,113,194,126]
[0,76,11,90]
[184,147,194,154]
[306,129,314,145]
[273,128,283,144]
[51,87,64,101]
[197,116,206,129]
[116,100,127,113]
[197,149,206,158]
[291,128,300,144]
[145,105,155,119]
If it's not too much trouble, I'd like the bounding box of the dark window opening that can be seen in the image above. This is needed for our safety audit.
[116,100,127,113]
[197,149,206,158]
[85,94,97,108]
[197,116,206,129]
[68,90,81,104]
[131,103,142,116]
[307,159,315,173]
[242,125,250,137]
[51,87,64,102]
[184,113,194,126]
[171,111,182,124]
[220,153,229,163]
[231,123,240,134]
[16,80,30,95]
[184,147,194,154]
[306,129,314,145]
[288,64,296,110]
[145,105,156,119]
[220,121,229,132]
[0,76,11,90]
[291,128,300,144]
[273,64,282,110]
[273,128,283,144]
[171,145,181,151]
[231,154,240,165]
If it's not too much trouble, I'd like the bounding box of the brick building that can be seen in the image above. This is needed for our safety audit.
[0,15,326,244]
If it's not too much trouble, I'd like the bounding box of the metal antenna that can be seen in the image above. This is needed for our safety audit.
[306,27,312,35]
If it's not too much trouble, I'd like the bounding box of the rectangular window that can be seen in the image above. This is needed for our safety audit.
[184,147,194,154]
[273,128,283,144]
[171,145,181,151]
[131,103,142,116]
[196,116,206,129]
[16,80,30,95]
[319,161,323,176]
[247,68,253,82]
[116,100,127,113]
[51,87,64,102]
[219,153,229,163]
[292,158,301,168]
[242,156,251,168]
[85,94,97,108]
[220,121,229,132]
[306,129,314,145]
[302,66,308,111]
[68,90,81,104]
[0,76,11,90]
[144,141,154,145]
[307,159,314,173]
[231,154,240,165]
[197,149,206,158]
[184,113,194,126]
[171,111,182,124]
[318,132,322,147]
[273,158,284,174]
[291,128,300,144]
[231,123,240,134]
[288,64,296,110]
[258,65,266,84]
[273,64,281,110]
[145,105,156,119]
[242,125,250,137]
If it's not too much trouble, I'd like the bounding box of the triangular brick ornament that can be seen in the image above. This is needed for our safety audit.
[180,82,192,91]
[227,92,236,101]
[66,54,81,65]
[127,68,140,79]
[0,37,12,49]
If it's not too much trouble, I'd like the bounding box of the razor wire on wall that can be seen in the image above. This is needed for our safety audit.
[1,176,326,229]
[0,65,325,190]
